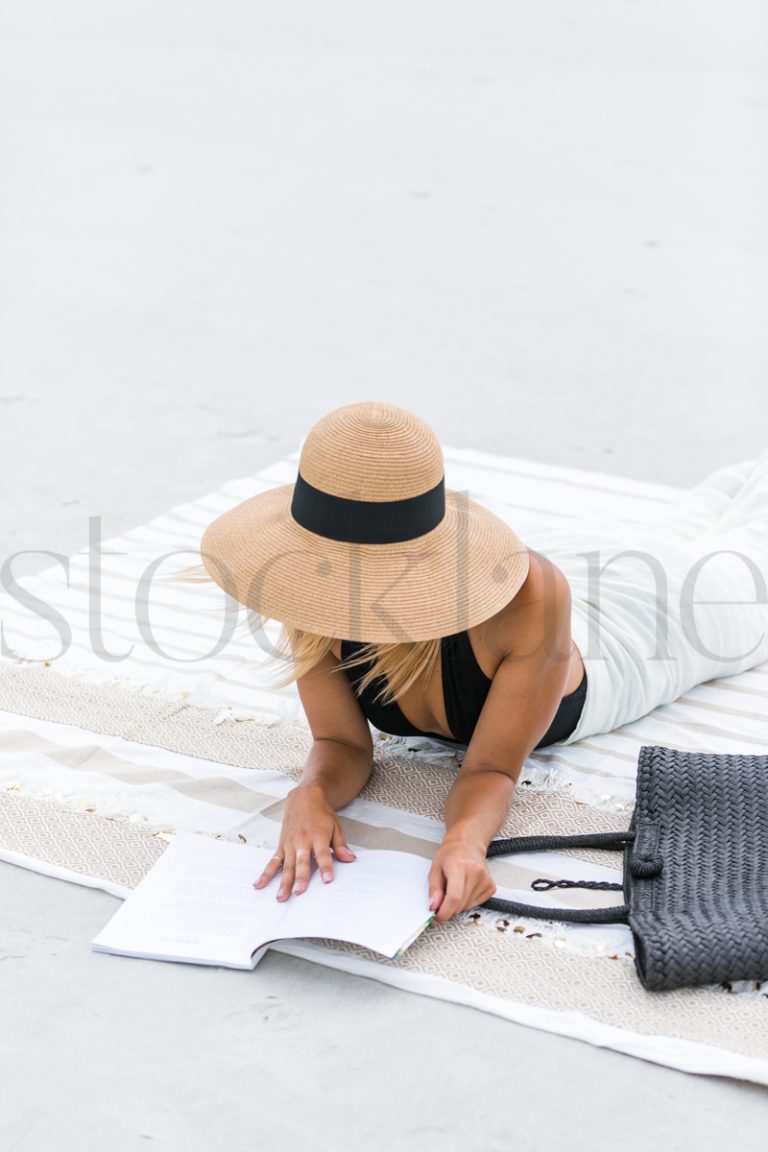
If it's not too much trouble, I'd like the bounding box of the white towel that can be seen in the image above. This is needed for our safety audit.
[486,448,768,744]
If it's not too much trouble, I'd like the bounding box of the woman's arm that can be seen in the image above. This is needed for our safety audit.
[254,648,374,900]
[426,769,515,920]
[295,736,374,811]
[429,559,574,920]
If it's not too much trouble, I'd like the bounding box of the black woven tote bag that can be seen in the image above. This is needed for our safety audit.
[481,744,768,992]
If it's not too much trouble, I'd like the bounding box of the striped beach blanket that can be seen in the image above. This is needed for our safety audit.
[1,444,767,1085]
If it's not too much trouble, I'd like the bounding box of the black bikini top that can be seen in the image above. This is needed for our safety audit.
[339,631,492,746]
[339,632,589,748]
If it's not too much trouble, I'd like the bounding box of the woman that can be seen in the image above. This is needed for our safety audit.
[198,401,768,923]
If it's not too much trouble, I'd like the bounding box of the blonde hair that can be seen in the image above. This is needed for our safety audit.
[172,562,440,707]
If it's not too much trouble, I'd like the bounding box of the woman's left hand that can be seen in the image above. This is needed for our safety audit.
[428,836,497,922]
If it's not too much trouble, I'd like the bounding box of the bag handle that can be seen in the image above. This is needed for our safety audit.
[482,830,633,925]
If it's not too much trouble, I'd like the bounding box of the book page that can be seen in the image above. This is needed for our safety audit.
[263,846,434,958]
[92,834,285,968]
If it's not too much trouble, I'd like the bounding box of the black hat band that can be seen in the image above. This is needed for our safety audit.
[290,471,446,544]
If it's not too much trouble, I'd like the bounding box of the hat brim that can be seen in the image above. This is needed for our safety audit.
[200,484,530,643]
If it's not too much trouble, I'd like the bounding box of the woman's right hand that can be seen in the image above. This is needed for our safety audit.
[252,782,357,901]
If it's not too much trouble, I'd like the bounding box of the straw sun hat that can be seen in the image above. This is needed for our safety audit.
[200,401,530,643]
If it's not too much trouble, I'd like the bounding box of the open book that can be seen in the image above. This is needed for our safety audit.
[92,830,436,969]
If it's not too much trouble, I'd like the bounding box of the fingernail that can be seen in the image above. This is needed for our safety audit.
[322,871,332,883]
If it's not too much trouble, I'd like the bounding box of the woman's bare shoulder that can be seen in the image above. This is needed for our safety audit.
[473,549,571,666]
